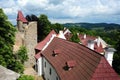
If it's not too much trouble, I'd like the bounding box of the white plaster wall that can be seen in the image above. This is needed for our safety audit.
[87,43,94,50]
[105,52,114,66]
[63,29,71,35]
[43,57,60,80]
[37,57,43,76]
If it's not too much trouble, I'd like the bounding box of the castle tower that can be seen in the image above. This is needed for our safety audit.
[15,11,37,67]
[17,11,28,32]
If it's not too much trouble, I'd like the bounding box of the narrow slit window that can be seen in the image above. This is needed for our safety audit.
[49,68,52,75]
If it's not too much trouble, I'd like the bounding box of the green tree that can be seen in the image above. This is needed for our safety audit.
[12,60,24,74]
[112,30,120,75]
[70,33,80,43]
[0,8,16,68]
[16,46,28,63]
[0,8,24,74]
[51,23,64,33]
[17,75,34,80]
[37,14,51,41]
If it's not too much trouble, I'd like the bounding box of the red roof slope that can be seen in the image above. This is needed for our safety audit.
[42,37,120,80]
[35,52,41,59]
[17,11,28,22]
[79,34,104,53]
[79,34,96,46]
[35,30,57,51]
[91,57,120,80]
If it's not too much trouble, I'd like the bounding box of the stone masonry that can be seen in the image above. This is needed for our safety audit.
[24,22,37,67]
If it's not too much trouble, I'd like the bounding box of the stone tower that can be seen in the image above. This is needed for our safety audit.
[15,11,37,67]
[17,11,28,32]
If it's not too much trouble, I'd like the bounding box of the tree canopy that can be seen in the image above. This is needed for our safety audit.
[37,14,64,41]
[0,8,25,73]
[15,46,28,64]
[112,30,120,75]
[17,75,34,80]
[37,14,51,41]
[0,8,16,67]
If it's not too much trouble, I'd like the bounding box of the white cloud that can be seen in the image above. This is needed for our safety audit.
[0,0,120,24]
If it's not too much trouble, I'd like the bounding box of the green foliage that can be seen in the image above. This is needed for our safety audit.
[0,8,16,68]
[37,14,51,41]
[112,30,120,75]
[16,46,28,63]
[12,60,24,74]
[37,14,64,41]
[0,8,24,74]
[51,23,64,33]
[70,33,80,43]
[0,55,6,67]
[17,75,34,80]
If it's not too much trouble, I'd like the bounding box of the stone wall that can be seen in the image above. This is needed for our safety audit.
[17,21,24,32]
[13,31,24,52]
[24,22,37,67]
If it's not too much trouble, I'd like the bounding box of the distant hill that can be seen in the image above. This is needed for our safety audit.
[63,23,120,30]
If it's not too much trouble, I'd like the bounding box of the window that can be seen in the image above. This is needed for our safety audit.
[45,62,46,68]
[56,77,58,80]
[49,68,52,75]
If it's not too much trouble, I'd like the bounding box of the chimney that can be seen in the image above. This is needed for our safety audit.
[87,40,95,50]
[97,37,101,47]
[83,34,86,39]
[104,47,116,66]
[66,60,76,70]
[57,31,66,40]
[53,49,61,56]
[64,27,66,30]
[77,33,79,36]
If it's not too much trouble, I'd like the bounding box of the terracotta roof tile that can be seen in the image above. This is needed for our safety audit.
[64,33,73,40]
[79,34,105,53]
[67,60,76,68]
[35,30,56,51]
[41,37,120,80]
[94,43,104,53]
[34,52,41,59]
[17,11,28,23]
[79,34,96,46]
[91,57,120,80]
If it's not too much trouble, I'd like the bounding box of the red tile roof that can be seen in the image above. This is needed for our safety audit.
[35,52,41,59]
[91,57,120,80]
[42,37,120,80]
[35,30,57,51]
[94,43,104,53]
[79,34,104,53]
[64,33,72,40]
[67,60,76,68]
[79,34,96,46]
[17,11,28,23]
[53,49,61,55]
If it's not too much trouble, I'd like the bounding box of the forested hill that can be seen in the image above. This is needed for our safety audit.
[63,23,120,30]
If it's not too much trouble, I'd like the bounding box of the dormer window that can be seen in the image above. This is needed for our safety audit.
[52,49,61,56]
[66,60,76,70]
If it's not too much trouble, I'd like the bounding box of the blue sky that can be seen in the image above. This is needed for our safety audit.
[0,0,120,25]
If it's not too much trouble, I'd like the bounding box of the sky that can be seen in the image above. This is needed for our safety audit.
[0,0,120,25]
